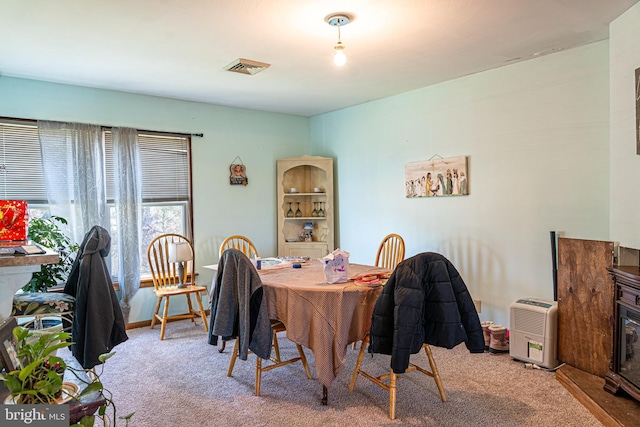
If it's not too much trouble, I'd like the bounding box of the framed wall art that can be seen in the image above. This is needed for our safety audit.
[404,155,468,198]
[0,200,28,241]
[0,317,20,372]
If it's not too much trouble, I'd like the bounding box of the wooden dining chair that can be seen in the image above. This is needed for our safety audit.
[349,335,447,419]
[217,235,259,352]
[219,235,258,259]
[227,320,313,396]
[375,233,406,269]
[351,233,406,350]
[147,234,209,340]
[214,248,312,396]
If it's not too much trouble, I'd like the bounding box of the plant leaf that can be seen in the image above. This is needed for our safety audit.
[74,415,95,426]
[18,358,45,381]
[98,352,115,363]
[78,381,102,396]
[43,341,72,356]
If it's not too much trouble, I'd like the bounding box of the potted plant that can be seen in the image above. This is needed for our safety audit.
[24,215,79,292]
[0,325,133,426]
[1,326,70,404]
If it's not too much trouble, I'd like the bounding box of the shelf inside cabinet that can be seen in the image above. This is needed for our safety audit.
[285,217,327,220]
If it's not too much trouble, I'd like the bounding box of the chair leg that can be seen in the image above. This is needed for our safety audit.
[185,294,195,324]
[160,296,170,340]
[228,328,311,397]
[296,344,313,379]
[255,356,262,396]
[227,339,239,377]
[35,315,44,329]
[195,292,209,332]
[389,370,397,420]
[424,344,447,402]
[150,297,162,329]
[272,330,282,362]
[349,336,368,391]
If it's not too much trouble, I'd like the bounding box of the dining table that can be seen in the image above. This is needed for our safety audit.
[203,259,389,404]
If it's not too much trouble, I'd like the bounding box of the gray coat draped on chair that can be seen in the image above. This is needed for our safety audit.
[63,225,128,369]
[369,252,484,373]
[208,248,272,361]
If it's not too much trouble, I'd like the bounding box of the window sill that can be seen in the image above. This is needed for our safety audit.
[112,273,198,291]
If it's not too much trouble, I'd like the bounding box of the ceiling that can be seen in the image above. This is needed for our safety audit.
[1,0,637,117]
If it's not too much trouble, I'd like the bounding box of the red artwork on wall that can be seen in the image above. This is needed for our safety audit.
[0,200,28,241]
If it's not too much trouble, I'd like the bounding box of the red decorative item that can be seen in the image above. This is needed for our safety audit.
[0,200,28,241]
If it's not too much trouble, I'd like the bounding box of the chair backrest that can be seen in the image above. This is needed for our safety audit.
[219,235,258,259]
[375,233,405,270]
[213,248,273,361]
[147,233,195,290]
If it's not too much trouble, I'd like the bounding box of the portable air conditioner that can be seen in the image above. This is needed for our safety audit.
[509,298,559,369]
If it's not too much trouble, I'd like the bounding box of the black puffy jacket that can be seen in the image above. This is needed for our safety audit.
[369,252,484,373]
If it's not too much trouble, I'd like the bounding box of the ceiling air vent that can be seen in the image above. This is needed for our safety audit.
[224,58,270,75]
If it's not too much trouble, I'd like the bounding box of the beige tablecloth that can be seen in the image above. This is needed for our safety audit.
[259,262,389,387]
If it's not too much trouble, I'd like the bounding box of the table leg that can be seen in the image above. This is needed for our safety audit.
[322,385,328,405]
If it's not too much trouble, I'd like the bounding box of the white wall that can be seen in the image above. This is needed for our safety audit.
[610,3,640,247]
[310,41,611,326]
[5,3,640,328]
[0,77,309,323]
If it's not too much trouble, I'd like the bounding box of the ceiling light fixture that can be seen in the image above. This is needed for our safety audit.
[326,14,351,67]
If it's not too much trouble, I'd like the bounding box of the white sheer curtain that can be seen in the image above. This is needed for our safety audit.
[111,127,142,322]
[38,121,106,243]
[39,122,143,322]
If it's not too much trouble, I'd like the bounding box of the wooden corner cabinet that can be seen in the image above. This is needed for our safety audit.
[277,155,334,258]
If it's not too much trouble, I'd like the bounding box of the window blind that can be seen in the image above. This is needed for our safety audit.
[0,119,191,205]
[105,131,191,203]
[0,121,48,203]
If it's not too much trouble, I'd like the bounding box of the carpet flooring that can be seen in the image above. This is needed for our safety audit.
[59,320,603,426]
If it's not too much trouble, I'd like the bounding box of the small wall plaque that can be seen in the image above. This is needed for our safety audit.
[229,157,248,186]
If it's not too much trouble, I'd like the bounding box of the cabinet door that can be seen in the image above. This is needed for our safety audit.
[557,237,614,377]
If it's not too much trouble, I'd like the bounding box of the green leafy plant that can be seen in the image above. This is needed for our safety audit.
[24,215,79,292]
[0,327,69,404]
[0,326,134,426]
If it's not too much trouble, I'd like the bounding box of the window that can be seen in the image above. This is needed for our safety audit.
[0,118,193,282]
[104,131,192,279]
